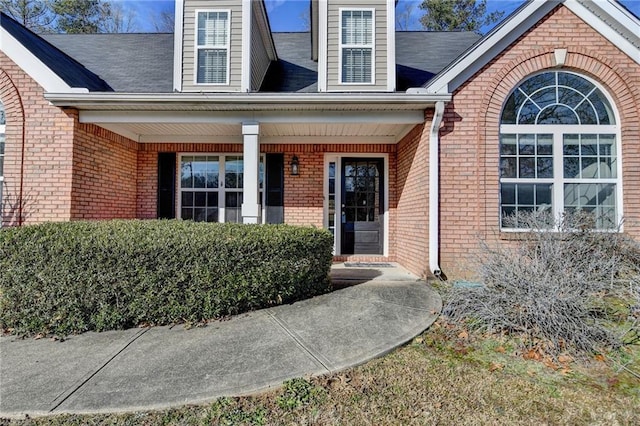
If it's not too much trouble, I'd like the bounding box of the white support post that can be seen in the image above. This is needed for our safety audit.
[242,122,260,224]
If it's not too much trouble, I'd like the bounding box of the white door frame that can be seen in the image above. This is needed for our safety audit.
[324,153,389,256]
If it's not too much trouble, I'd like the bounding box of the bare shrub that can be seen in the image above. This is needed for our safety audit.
[443,211,640,356]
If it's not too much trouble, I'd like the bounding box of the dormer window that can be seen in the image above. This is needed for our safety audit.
[340,9,374,84]
[196,10,230,85]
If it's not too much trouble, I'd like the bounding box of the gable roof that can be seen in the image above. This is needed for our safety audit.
[424,0,640,94]
[42,33,174,93]
[0,12,112,92]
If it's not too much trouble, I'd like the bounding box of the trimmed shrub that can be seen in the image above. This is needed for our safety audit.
[443,211,640,356]
[0,220,333,336]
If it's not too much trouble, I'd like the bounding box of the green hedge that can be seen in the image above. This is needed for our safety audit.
[0,220,333,336]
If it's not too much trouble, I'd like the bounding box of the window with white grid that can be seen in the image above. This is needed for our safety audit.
[340,9,374,84]
[196,10,230,85]
[499,71,621,230]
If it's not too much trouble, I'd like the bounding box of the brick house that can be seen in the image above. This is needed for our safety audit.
[1,0,639,278]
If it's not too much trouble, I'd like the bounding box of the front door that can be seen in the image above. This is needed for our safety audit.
[341,158,384,255]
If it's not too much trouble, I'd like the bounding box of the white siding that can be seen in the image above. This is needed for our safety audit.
[327,0,388,91]
[182,0,243,92]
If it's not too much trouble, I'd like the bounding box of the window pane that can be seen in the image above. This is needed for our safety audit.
[518,184,534,205]
[537,104,579,124]
[589,88,614,124]
[500,158,516,178]
[537,157,553,178]
[518,100,539,124]
[198,11,228,46]
[181,156,194,188]
[342,10,372,44]
[182,192,193,207]
[197,49,227,84]
[194,192,207,207]
[191,156,208,188]
[563,134,580,155]
[519,157,535,178]
[558,72,593,95]
[225,192,243,223]
[580,134,597,156]
[537,134,553,155]
[500,183,553,228]
[581,157,598,178]
[501,183,516,205]
[520,72,556,94]
[501,93,518,124]
[564,183,616,229]
[225,156,243,189]
[500,134,517,155]
[529,87,556,109]
[518,134,535,155]
[342,48,372,83]
[556,87,583,109]
[575,102,598,124]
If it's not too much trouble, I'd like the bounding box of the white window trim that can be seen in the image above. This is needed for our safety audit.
[177,153,265,223]
[194,9,231,86]
[323,153,389,256]
[499,124,622,232]
[499,71,623,232]
[338,8,375,86]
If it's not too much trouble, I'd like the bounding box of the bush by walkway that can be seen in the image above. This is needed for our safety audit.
[0,220,333,336]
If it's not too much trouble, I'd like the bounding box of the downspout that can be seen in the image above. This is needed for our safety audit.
[429,101,445,277]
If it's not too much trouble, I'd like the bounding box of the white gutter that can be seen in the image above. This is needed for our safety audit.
[44,92,452,109]
[429,101,445,277]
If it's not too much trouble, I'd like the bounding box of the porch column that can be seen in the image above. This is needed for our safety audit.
[241,122,260,224]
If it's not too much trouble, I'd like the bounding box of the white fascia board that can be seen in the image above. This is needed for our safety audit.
[424,1,558,94]
[386,0,396,92]
[318,0,328,92]
[565,0,640,65]
[1,27,76,93]
[173,0,184,92]
[425,0,640,95]
[79,110,426,125]
[254,0,277,60]
[45,92,451,107]
[241,0,251,92]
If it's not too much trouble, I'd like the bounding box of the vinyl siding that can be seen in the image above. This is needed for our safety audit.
[327,0,388,91]
[250,6,271,91]
[182,0,243,92]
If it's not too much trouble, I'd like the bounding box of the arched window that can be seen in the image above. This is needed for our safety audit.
[499,71,620,229]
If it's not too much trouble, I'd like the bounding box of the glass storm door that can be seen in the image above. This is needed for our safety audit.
[340,158,384,254]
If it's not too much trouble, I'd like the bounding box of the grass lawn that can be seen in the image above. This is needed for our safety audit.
[5,319,638,426]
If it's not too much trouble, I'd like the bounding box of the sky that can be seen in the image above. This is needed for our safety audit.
[116,0,640,33]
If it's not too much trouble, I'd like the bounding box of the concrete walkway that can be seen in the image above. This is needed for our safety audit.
[0,264,441,418]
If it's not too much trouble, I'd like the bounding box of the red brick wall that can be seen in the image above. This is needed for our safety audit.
[137,142,398,259]
[1,52,74,225]
[395,113,433,277]
[0,52,139,225]
[438,5,640,277]
[70,115,138,219]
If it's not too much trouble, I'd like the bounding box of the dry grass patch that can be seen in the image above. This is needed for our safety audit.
[4,319,638,426]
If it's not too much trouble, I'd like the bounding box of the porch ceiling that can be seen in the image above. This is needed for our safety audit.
[93,121,416,144]
[79,110,426,144]
[46,92,444,144]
